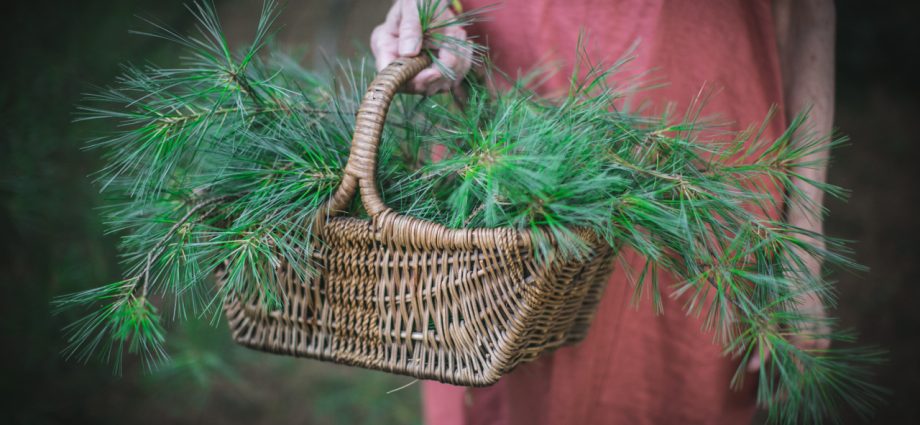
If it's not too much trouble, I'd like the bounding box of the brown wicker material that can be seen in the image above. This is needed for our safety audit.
[219,56,616,386]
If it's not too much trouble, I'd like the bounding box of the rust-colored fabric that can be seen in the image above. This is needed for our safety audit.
[423,1,788,424]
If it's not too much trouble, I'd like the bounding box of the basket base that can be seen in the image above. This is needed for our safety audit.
[220,217,616,386]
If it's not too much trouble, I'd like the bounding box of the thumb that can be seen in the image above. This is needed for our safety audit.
[398,0,423,57]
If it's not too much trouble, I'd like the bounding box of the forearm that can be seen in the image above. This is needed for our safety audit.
[773,0,836,242]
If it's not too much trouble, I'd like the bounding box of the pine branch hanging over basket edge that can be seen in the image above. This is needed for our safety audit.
[55,1,886,423]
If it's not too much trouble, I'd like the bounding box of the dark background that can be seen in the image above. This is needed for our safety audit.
[1,1,917,424]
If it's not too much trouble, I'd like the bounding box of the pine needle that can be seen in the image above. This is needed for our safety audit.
[56,2,884,422]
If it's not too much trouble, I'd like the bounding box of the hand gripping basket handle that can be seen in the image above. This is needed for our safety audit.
[324,55,433,217]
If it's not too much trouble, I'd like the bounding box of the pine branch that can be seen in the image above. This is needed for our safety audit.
[56,2,885,422]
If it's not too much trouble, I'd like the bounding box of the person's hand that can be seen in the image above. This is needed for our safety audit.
[746,252,832,373]
[371,0,472,95]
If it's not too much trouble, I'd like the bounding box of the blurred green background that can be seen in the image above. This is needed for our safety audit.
[1,0,918,424]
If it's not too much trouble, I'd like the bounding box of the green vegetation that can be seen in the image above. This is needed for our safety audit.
[54,1,883,423]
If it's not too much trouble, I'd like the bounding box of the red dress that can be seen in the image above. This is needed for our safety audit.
[423,1,788,424]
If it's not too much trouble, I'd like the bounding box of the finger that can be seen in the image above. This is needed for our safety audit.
[398,0,423,57]
[435,48,471,87]
[375,49,398,72]
[371,25,399,71]
[441,26,471,82]
[407,68,441,93]
[437,47,461,80]
[425,74,453,96]
[384,0,401,27]
[372,3,402,71]
[419,72,453,96]
[452,53,472,87]
[415,26,469,94]
[425,79,452,96]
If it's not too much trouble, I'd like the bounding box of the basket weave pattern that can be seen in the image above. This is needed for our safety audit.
[220,56,616,386]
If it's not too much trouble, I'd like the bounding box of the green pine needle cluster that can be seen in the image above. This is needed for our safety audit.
[56,1,884,423]
[416,0,492,79]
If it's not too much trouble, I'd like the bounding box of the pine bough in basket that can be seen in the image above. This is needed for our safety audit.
[55,1,885,423]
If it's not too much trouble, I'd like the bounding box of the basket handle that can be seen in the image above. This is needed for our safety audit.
[324,55,433,217]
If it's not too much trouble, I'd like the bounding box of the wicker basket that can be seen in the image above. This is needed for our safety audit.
[219,56,616,386]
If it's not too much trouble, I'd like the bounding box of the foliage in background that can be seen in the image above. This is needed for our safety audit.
[0,0,420,424]
[4,0,918,424]
[22,1,887,424]
[48,1,888,424]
